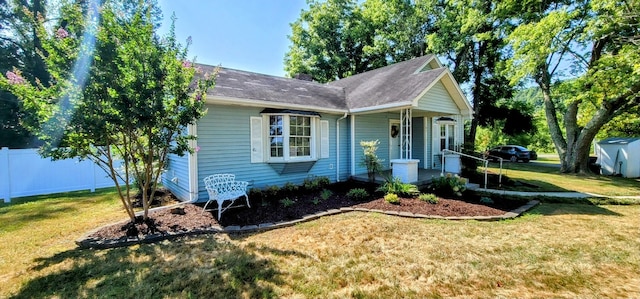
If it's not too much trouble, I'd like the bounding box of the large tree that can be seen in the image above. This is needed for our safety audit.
[0,1,216,224]
[284,0,382,82]
[285,0,534,150]
[424,0,538,149]
[506,0,640,173]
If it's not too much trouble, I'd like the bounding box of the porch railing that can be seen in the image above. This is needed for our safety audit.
[440,149,503,189]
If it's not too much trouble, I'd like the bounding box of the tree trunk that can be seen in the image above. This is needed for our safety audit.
[536,70,567,167]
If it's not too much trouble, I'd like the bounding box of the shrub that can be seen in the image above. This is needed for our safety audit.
[346,188,369,201]
[248,188,265,206]
[311,197,321,205]
[429,173,468,197]
[320,189,333,201]
[280,197,296,207]
[377,176,419,198]
[359,140,384,183]
[480,196,494,204]
[418,193,439,204]
[384,193,400,204]
[302,176,331,192]
[282,182,299,196]
[265,185,281,198]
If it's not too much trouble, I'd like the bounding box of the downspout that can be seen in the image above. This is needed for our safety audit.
[336,112,348,182]
[351,114,356,176]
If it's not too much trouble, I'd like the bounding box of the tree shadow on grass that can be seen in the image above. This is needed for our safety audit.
[525,203,622,216]
[10,235,282,299]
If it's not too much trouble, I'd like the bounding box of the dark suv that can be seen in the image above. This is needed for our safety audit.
[485,145,537,162]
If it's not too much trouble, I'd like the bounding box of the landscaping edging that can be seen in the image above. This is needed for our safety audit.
[76,200,540,249]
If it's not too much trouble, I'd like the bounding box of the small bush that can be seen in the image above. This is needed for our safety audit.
[320,189,333,201]
[311,197,321,205]
[346,188,369,201]
[384,193,400,204]
[429,173,467,197]
[377,176,419,198]
[302,176,331,192]
[419,193,439,204]
[479,196,494,204]
[248,188,266,206]
[265,185,281,198]
[280,197,296,207]
[282,182,299,195]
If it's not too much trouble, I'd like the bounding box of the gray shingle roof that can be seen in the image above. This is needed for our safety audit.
[198,64,347,111]
[327,55,444,109]
[197,54,457,113]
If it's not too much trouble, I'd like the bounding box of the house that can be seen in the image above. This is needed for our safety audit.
[595,137,640,178]
[162,55,473,202]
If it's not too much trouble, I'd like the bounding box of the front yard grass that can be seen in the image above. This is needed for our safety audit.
[2,189,640,298]
[486,162,640,196]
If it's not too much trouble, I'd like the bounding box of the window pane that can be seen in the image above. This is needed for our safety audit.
[448,125,455,150]
[269,116,284,158]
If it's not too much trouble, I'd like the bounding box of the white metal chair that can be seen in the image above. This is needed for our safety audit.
[202,174,250,220]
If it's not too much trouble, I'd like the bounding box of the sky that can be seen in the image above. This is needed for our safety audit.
[157,0,309,77]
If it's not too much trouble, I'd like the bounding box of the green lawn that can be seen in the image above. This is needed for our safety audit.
[486,162,640,196]
[2,188,640,298]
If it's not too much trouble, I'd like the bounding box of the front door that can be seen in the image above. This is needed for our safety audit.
[389,120,400,166]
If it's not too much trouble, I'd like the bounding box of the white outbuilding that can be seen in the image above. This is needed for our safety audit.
[595,137,640,178]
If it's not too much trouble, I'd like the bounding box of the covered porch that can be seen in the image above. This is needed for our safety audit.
[350,107,466,183]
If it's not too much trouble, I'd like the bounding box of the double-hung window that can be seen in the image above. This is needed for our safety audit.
[266,114,316,161]
[251,111,329,164]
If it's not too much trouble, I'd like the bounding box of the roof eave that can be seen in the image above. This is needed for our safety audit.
[205,95,348,114]
[349,102,413,114]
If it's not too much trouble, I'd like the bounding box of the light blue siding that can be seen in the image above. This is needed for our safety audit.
[337,115,351,181]
[412,117,424,168]
[425,117,433,169]
[352,113,397,174]
[162,152,191,201]
[195,104,347,201]
[417,81,460,114]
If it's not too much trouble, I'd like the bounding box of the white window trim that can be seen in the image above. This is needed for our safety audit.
[439,123,456,152]
[263,114,318,163]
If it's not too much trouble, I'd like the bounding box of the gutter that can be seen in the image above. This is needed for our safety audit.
[336,112,348,182]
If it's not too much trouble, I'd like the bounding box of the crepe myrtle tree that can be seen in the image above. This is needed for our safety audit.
[0,1,217,222]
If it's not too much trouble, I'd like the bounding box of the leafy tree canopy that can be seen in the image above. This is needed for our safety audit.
[506,0,640,172]
[0,0,216,221]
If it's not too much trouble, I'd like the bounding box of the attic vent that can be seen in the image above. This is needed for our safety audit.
[294,73,314,81]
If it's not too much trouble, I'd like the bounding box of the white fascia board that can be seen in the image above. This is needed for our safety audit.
[441,70,473,114]
[413,55,443,74]
[349,102,413,114]
[205,95,348,114]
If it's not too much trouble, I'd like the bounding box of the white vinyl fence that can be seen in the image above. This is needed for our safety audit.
[0,147,120,203]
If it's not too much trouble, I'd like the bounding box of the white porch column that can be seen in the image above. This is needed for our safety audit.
[392,108,418,183]
[400,108,412,159]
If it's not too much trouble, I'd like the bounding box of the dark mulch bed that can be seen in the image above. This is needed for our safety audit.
[86,181,529,242]
[88,204,219,241]
[218,181,527,226]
